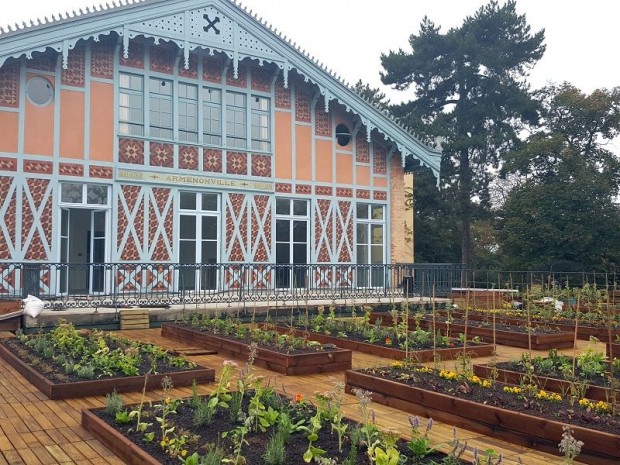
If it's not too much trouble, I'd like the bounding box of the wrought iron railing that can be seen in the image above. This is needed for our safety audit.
[0,262,464,309]
[4,263,614,310]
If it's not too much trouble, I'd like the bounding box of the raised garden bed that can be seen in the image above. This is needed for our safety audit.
[472,364,615,402]
[608,342,620,359]
[271,325,495,361]
[428,310,620,341]
[345,368,620,465]
[81,371,467,465]
[0,334,214,400]
[161,323,352,375]
[369,313,574,349]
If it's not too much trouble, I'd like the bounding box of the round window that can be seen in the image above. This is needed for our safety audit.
[26,77,54,106]
[335,123,351,147]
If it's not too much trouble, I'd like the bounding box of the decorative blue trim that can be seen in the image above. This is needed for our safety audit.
[0,0,441,180]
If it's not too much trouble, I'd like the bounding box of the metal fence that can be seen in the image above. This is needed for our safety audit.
[0,262,464,309]
[3,262,615,309]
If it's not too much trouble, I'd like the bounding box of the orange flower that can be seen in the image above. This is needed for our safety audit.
[295,393,303,403]
[385,337,392,345]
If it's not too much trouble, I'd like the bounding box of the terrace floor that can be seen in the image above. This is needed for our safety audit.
[0,328,596,465]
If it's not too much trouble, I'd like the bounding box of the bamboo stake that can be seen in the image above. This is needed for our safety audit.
[432,284,437,365]
[572,291,581,377]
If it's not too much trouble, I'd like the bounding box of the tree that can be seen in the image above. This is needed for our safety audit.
[352,79,390,112]
[499,84,620,271]
[380,0,545,266]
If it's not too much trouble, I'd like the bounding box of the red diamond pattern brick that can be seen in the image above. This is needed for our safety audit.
[373,144,387,174]
[150,46,175,74]
[226,64,247,88]
[356,131,370,163]
[0,158,17,172]
[61,45,85,87]
[24,161,53,175]
[179,146,199,170]
[149,142,174,168]
[89,165,113,179]
[120,42,145,69]
[119,138,145,164]
[251,67,271,92]
[0,63,20,108]
[59,163,84,176]
[275,183,292,193]
[315,99,331,137]
[203,55,222,82]
[203,149,222,173]
[275,77,291,109]
[295,87,311,123]
[227,152,247,175]
[91,40,115,79]
[251,154,271,177]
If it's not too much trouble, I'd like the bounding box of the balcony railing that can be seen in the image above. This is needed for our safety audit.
[4,263,613,310]
[0,262,464,309]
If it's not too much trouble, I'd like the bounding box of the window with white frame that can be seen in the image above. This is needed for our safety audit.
[202,87,222,145]
[275,198,309,288]
[356,203,385,287]
[226,91,247,149]
[178,83,198,142]
[178,192,220,291]
[60,183,110,206]
[251,96,271,151]
[118,72,272,151]
[119,74,144,136]
[149,78,173,139]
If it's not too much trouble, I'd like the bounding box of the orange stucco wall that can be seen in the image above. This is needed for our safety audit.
[295,125,312,181]
[356,165,370,187]
[60,89,85,159]
[0,111,19,153]
[374,177,388,188]
[275,111,292,179]
[315,139,332,183]
[24,74,54,156]
[336,152,353,184]
[89,81,115,161]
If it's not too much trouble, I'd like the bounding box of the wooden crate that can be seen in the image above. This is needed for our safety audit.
[0,300,21,331]
[119,309,150,330]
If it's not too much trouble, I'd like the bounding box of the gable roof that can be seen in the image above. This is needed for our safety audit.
[0,0,441,179]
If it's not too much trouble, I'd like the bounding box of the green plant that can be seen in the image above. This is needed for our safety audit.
[576,337,606,378]
[115,409,131,424]
[155,376,178,448]
[406,415,436,459]
[104,390,124,417]
[262,432,286,465]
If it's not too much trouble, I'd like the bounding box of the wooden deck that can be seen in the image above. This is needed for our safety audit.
[0,328,597,464]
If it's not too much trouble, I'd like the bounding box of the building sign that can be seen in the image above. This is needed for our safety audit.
[117,169,274,192]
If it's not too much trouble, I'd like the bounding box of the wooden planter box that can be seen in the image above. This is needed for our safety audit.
[473,364,615,402]
[271,325,495,361]
[345,370,620,465]
[82,410,159,465]
[0,300,21,331]
[161,323,352,375]
[607,342,620,359]
[0,342,215,400]
[369,313,574,349]
[431,311,620,342]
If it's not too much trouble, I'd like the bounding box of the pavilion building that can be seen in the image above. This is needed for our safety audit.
[0,0,440,304]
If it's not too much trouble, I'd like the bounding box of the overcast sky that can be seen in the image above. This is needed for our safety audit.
[3,0,619,99]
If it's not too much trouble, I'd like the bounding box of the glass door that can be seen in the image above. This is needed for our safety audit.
[275,199,309,289]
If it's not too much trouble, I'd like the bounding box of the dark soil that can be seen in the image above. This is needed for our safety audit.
[0,338,202,384]
[94,392,468,464]
[356,366,620,435]
[288,323,484,351]
[496,359,619,387]
[176,323,342,355]
[421,316,566,335]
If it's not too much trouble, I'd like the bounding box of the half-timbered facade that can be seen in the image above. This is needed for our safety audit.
[0,0,440,301]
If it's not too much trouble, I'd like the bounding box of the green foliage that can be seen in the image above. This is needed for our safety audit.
[381,0,545,265]
[104,390,124,417]
[262,432,286,465]
[499,84,620,272]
